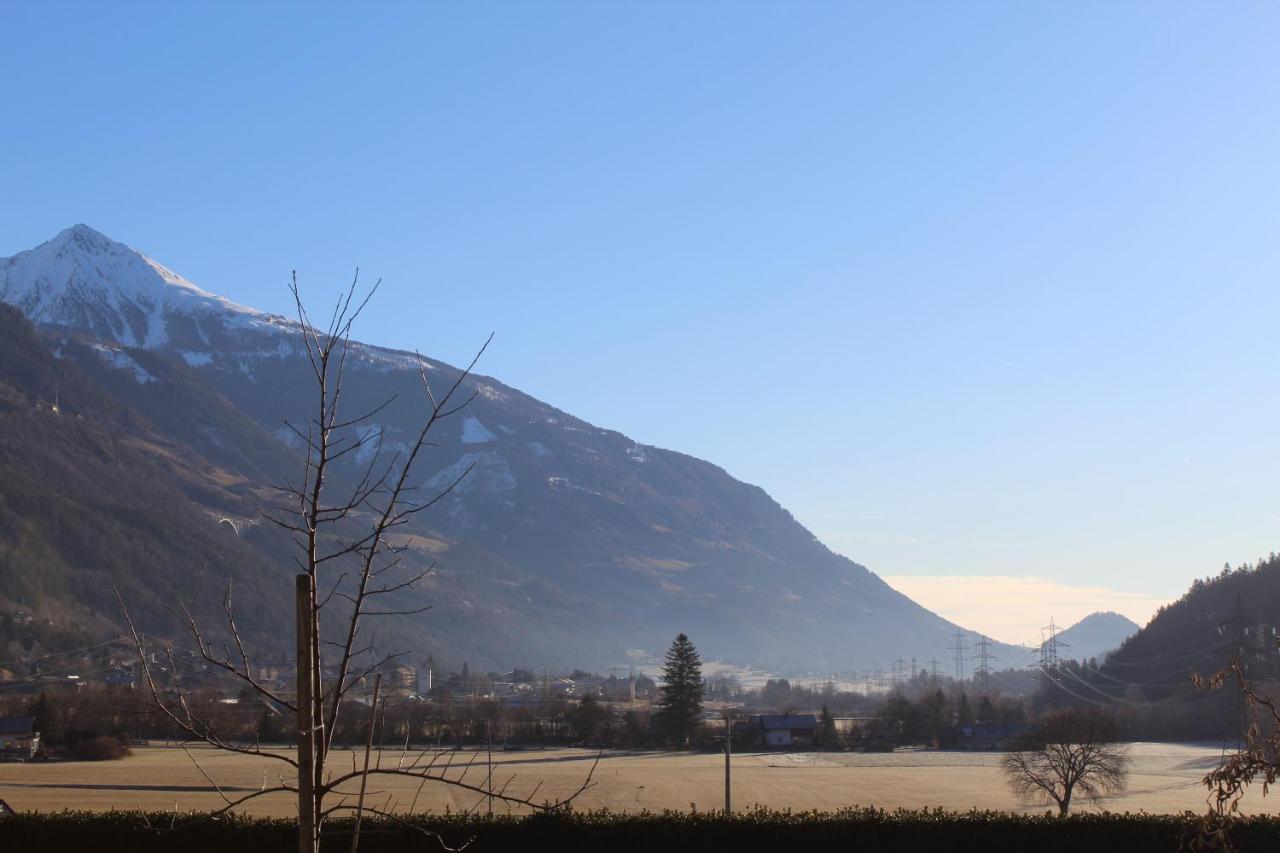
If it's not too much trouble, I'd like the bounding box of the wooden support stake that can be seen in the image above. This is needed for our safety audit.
[296,575,316,853]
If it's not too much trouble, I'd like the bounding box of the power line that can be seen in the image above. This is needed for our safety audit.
[1040,618,1068,669]
[948,630,970,682]
[972,635,996,695]
[892,657,908,688]
[1035,618,1069,690]
[0,638,129,669]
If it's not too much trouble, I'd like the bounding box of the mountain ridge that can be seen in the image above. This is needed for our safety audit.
[0,224,1025,672]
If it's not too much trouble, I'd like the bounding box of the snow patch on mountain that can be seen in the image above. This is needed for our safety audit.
[350,344,429,373]
[461,415,496,444]
[274,425,302,449]
[91,343,157,384]
[426,450,516,495]
[349,423,408,468]
[181,351,213,367]
[353,424,384,467]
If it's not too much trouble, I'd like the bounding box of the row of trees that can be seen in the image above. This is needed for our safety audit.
[3,684,651,750]
[868,688,1027,749]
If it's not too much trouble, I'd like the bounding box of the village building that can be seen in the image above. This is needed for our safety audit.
[956,723,1033,751]
[744,714,818,748]
[387,665,418,693]
[0,716,40,761]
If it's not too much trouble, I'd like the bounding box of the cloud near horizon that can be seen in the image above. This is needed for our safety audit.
[881,575,1174,648]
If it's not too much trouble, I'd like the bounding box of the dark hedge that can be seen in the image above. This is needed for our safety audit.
[1,808,1276,853]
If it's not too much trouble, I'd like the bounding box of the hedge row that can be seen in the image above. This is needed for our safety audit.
[2,808,1276,852]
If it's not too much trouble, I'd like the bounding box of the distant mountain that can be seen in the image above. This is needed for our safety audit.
[0,225,1026,672]
[1055,612,1140,663]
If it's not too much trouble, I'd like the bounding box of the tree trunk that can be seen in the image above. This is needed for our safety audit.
[296,575,318,853]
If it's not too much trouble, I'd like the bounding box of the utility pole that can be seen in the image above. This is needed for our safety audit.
[892,657,908,688]
[295,575,316,853]
[948,630,970,682]
[1218,595,1253,749]
[1041,618,1064,669]
[722,710,733,814]
[1036,618,1069,694]
[972,636,996,695]
[928,658,941,680]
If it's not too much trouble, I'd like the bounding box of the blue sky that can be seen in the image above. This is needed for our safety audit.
[3,2,1278,643]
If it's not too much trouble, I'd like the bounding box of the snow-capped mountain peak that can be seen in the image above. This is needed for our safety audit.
[0,224,263,348]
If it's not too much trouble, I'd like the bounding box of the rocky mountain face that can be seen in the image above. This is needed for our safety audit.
[0,225,1024,671]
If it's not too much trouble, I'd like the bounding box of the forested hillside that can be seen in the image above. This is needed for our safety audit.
[1022,554,1280,740]
[0,305,290,650]
[1101,554,1280,696]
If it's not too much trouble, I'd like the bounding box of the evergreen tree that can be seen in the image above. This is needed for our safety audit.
[817,704,838,750]
[656,633,703,747]
[956,692,973,725]
[256,706,282,743]
[922,688,949,745]
[761,678,793,710]
[570,694,609,743]
[27,691,60,747]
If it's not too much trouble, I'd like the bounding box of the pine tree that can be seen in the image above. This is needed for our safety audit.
[956,691,973,726]
[817,704,838,750]
[27,691,60,747]
[923,688,949,745]
[656,633,703,747]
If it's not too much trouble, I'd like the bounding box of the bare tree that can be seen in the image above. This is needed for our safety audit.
[118,273,596,853]
[1190,658,1280,849]
[1001,707,1129,815]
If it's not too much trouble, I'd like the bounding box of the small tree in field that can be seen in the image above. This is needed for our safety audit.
[1002,707,1129,815]
[655,633,703,747]
[119,275,596,853]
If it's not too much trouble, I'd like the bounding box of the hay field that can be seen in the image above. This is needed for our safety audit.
[0,743,1269,816]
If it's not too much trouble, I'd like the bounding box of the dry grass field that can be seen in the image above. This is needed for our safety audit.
[0,743,1273,817]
